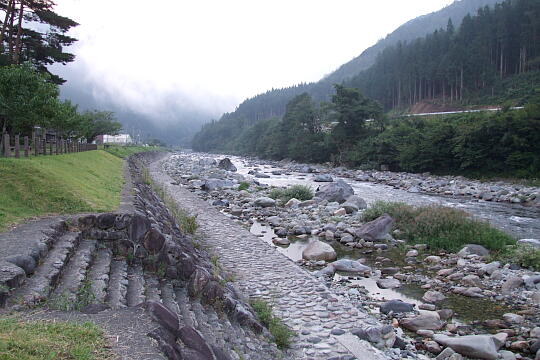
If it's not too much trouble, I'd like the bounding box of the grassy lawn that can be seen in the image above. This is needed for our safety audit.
[0,151,124,231]
[0,318,114,360]
[103,145,164,159]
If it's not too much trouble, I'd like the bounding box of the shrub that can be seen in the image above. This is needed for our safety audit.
[238,182,250,191]
[362,201,515,252]
[269,185,313,203]
[494,245,540,271]
[250,299,294,349]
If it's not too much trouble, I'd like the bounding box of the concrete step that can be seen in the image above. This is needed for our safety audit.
[106,259,128,309]
[7,232,81,306]
[86,247,113,304]
[144,273,161,303]
[159,282,179,315]
[174,286,197,328]
[126,264,145,307]
[49,239,97,309]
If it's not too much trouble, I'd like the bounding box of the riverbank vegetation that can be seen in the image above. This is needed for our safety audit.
[250,299,294,349]
[362,201,515,252]
[0,151,124,231]
[269,184,314,204]
[104,144,165,159]
[0,318,113,360]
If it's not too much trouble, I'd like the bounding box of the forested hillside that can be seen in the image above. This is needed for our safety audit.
[346,0,540,109]
[194,0,506,148]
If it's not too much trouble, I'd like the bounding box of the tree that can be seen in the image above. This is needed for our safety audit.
[80,110,122,143]
[0,63,58,135]
[0,0,79,83]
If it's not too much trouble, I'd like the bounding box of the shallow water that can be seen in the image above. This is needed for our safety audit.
[232,156,540,240]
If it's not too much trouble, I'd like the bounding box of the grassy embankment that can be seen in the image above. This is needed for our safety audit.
[363,201,540,270]
[102,144,164,159]
[0,150,124,231]
[0,318,114,360]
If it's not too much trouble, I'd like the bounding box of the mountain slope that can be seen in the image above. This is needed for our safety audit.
[324,0,505,84]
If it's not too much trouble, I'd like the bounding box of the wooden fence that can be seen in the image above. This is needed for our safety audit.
[1,133,97,158]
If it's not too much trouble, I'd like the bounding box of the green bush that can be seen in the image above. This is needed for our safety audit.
[250,299,294,349]
[269,185,313,203]
[362,201,515,252]
[494,245,540,271]
[238,182,250,191]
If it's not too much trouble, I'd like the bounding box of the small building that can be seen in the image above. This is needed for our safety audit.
[94,134,133,145]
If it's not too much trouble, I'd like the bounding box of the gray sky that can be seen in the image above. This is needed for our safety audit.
[54,0,454,118]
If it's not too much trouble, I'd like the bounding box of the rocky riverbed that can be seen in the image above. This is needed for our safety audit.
[163,152,540,360]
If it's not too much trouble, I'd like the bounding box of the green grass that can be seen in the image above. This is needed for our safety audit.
[269,185,313,203]
[103,145,163,159]
[250,299,294,349]
[0,151,124,231]
[0,318,114,359]
[362,201,515,252]
[237,182,250,191]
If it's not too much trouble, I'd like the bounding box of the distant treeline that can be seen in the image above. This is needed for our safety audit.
[194,87,540,178]
[347,0,540,109]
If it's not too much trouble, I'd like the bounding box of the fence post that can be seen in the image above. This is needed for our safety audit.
[42,134,46,155]
[49,140,53,155]
[55,139,59,155]
[3,134,10,157]
[32,132,38,156]
[14,135,20,158]
[24,136,29,157]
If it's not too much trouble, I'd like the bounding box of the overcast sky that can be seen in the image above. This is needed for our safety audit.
[53,0,454,118]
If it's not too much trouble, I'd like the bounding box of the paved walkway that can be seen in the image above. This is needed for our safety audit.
[150,157,388,360]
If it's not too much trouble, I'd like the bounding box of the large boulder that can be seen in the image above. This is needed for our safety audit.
[342,195,367,214]
[433,334,502,360]
[329,259,371,274]
[380,300,415,314]
[315,180,354,204]
[354,214,394,241]
[400,311,445,331]
[314,174,333,182]
[253,197,276,208]
[457,244,489,257]
[302,240,337,261]
[218,158,237,172]
[198,158,217,167]
[201,179,233,191]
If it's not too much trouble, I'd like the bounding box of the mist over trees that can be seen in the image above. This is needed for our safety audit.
[0,0,79,84]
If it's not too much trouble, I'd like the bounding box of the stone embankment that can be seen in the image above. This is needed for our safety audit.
[0,152,282,360]
[160,152,540,360]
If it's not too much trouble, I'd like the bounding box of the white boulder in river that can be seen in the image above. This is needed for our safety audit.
[302,240,337,261]
[433,334,504,360]
[315,180,354,203]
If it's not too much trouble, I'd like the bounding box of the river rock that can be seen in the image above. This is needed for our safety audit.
[254,172,270,178]
[253,197,276,208]
[406,249,419,257]
[354,214,394,242]
[517,239,540,248]
[340,233,355,243]
[315,180,354,204]
[501,276,524,294]
[330,259,371,274]
[377,277,401,289]
[502,313,524,324]
[201,179,233,191]
[498,350,517,360]
[314,174,333,182]
[422,290,446,303]
[400,311,445,331]
[462,275,482,287]
[284,198,301,207]
[433,334,502,360]
[272,238,290,246]
[479,261,500,276]
[217,158,237,172]
[341,195,367,214]
[380,300,415,314]
[302,240,337,261]
[425,255,442,264]
[457,244,489,257]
